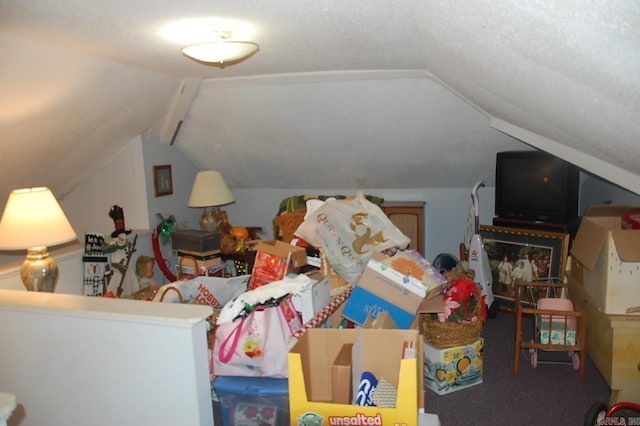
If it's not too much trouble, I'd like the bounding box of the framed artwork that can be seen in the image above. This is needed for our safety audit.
[153,164,173,197]
[478,225,570,310]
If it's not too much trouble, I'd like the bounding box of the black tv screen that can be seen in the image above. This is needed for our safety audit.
[495,151,579,223]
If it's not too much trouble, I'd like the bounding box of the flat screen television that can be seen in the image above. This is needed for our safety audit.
[495,150,580,223]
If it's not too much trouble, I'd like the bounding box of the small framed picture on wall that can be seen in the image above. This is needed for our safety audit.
[153,164,173,197]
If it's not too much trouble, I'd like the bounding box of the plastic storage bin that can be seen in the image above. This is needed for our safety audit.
[212,376,289,425]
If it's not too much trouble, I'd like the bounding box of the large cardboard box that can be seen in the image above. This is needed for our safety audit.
[288,328,423,425]
[570,205,640,314]
[423,337,484,395]
[568,276,640,402]
[341,252,433,328]
[331,344,353,404]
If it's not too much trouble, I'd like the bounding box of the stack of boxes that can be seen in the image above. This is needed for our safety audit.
[171,230,223,278]
[211,239,311,426]
[210,239,456,423]
[568,205,640,401]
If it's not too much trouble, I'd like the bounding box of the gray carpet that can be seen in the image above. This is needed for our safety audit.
[424,311,611,425]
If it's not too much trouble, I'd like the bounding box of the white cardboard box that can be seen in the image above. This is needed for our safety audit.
[570,205,640,314]
[291,272,331,324]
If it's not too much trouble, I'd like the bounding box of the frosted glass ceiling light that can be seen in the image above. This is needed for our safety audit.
[182,29,259,64]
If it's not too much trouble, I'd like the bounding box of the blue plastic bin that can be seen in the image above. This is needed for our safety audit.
[212,376,289,425]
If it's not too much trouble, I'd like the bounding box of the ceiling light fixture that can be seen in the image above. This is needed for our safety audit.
[182,29,259,64]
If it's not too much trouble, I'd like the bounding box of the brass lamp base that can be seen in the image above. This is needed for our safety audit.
[21,246,59,292]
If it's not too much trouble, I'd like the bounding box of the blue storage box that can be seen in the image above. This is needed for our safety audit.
[212,376,289,425]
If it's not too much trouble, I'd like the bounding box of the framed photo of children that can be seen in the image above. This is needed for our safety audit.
[478,225,570,309]
[153,164,173,197]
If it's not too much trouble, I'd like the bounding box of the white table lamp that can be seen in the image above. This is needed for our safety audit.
[0,187,77,292]
[188,171,234,233]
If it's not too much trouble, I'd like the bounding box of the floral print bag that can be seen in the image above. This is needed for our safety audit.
[213,296,302,378]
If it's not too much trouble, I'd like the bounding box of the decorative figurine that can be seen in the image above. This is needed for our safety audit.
[103,205,139,297]
[135,255,157,289]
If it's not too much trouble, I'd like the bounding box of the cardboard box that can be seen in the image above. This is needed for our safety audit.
[175,262,223,278]
[255,240,308,269]
[341,252,432,328]
[171,230,221,252]
[570,205,640,314]
[288,328,423,425]
[341,285,417,328]
[331,344,353,404]
[176,249,222,261]
[177,254,222,271]
[380,249,447,300]
[362,311,398,329]
[329,272,349,293]
[248,240,308,290]
[415,295,445,323]
[569,276,640,402]
[291,272,331,324]
[423,337,484,395]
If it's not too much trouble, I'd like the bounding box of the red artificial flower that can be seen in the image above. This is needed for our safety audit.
[452,277,479,302]
[480,294,488,321]
[437,276,485,323]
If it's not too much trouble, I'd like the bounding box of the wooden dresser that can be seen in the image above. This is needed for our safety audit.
[381,201,425,254]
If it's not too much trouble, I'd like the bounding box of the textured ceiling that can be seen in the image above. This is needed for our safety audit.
[0,0,638,201]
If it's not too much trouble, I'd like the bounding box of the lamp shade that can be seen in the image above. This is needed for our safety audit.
[188,171,235,208]
[0,187,77,250]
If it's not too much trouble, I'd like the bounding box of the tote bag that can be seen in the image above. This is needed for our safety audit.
[212,296,302,378]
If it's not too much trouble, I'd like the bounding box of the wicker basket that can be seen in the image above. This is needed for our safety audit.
[177,255,200,280]
[158,285,220,329]
[422,301,483,348]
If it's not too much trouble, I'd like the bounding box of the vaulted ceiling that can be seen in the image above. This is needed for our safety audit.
[1,0,638,201]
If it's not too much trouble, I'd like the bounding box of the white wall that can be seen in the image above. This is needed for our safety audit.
[0,290,214,426]
[0,135,205,293]
[579,172,640,213]
[0,245,84,294]
[62,136,150,237]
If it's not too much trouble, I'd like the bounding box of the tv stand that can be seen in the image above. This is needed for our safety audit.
[492,217,581,247]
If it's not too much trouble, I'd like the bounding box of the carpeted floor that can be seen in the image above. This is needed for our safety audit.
[424,311,611,425]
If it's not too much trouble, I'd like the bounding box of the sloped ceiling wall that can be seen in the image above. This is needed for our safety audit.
[0,0,638,203]
[174,72,525,189]
[418,1,640,193]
